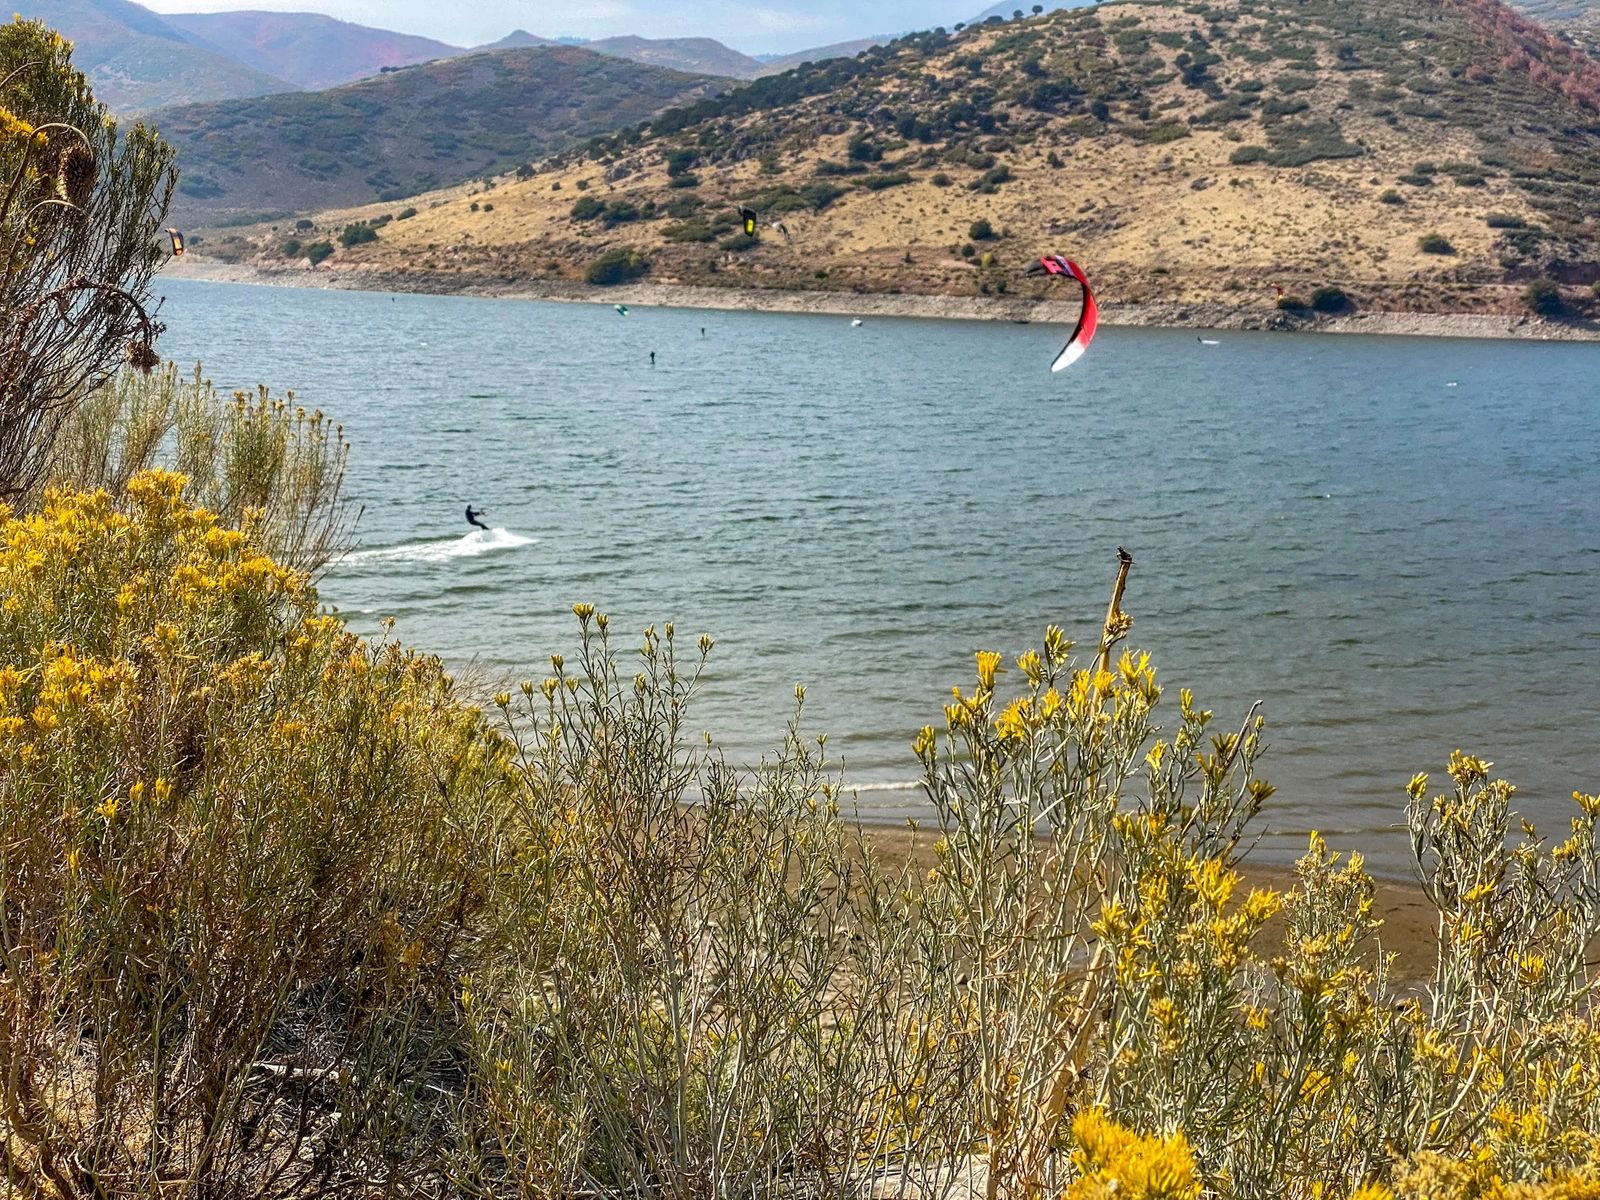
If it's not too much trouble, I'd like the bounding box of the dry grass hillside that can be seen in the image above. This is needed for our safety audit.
[207,0,1600,317]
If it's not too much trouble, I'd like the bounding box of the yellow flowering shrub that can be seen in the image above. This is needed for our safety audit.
[0,473,513,1195]
[43,365,355,573]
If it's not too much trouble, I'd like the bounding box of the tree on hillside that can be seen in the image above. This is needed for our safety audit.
[0,19,175,500]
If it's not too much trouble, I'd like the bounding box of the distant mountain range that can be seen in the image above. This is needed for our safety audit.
[12,0,897,111]
[580,36,764,78]
[154,46,722,222]
[17,0,293,111]
[161,10,459,91]
[753,37,891,76]
[479,30,553,51]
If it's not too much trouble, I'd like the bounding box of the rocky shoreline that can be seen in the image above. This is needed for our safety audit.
[165,256,1600,342]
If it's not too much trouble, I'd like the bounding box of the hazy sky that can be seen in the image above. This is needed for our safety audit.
[142,1,959,52]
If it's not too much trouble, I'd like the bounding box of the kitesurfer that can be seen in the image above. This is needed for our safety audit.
[465,506,490,531]
[650,351,656,366]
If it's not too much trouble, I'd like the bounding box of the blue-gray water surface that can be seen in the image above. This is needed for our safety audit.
[159,279,1600,870]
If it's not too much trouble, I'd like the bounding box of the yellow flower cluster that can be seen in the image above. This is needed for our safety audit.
[1066,1109,1201,1200]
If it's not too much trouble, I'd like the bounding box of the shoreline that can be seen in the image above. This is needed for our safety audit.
[164,257,1600,342]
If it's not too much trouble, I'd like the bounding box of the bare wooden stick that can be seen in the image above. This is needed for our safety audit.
[1096,546,1134,677]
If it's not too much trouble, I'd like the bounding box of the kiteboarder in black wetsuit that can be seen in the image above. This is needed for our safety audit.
[465,505,490,531]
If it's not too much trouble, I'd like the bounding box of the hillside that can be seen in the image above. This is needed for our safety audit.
[15,0,293,110]
[153,46,726,223]
[163,10,458,90]
[584,35,764,78]
[210,0,1600,320]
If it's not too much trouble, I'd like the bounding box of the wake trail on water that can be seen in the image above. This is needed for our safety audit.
[343,528,535,566]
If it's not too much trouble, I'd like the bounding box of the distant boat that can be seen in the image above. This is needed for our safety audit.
[851,318,863,327]
[1198,337,1220,345]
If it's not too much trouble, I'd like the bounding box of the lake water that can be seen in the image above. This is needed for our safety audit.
[158,278,1600,871]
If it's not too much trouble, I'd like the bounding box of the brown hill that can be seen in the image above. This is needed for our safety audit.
[205,0,1600,318]
[152,46,725,223]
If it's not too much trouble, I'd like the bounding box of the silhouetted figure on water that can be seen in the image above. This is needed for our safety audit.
[650,350,656,366]
[465,505,490,531]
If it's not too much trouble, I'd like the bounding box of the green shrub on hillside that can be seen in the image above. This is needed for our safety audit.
[970,217,997,240]
[584,248,650,284]
[1524,276,1566,315]
[1264,121,1362,166]
[858,171,913,191]
[305,240,335,266]
[339,223,378,248]
[802,181,847,210]
[1486,212,1526,228]
[1418,232,1455,254]
[1311,284,1350,312]
[1131,119,1192,144]
[664,220,717,243]
[570,195,606,221]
